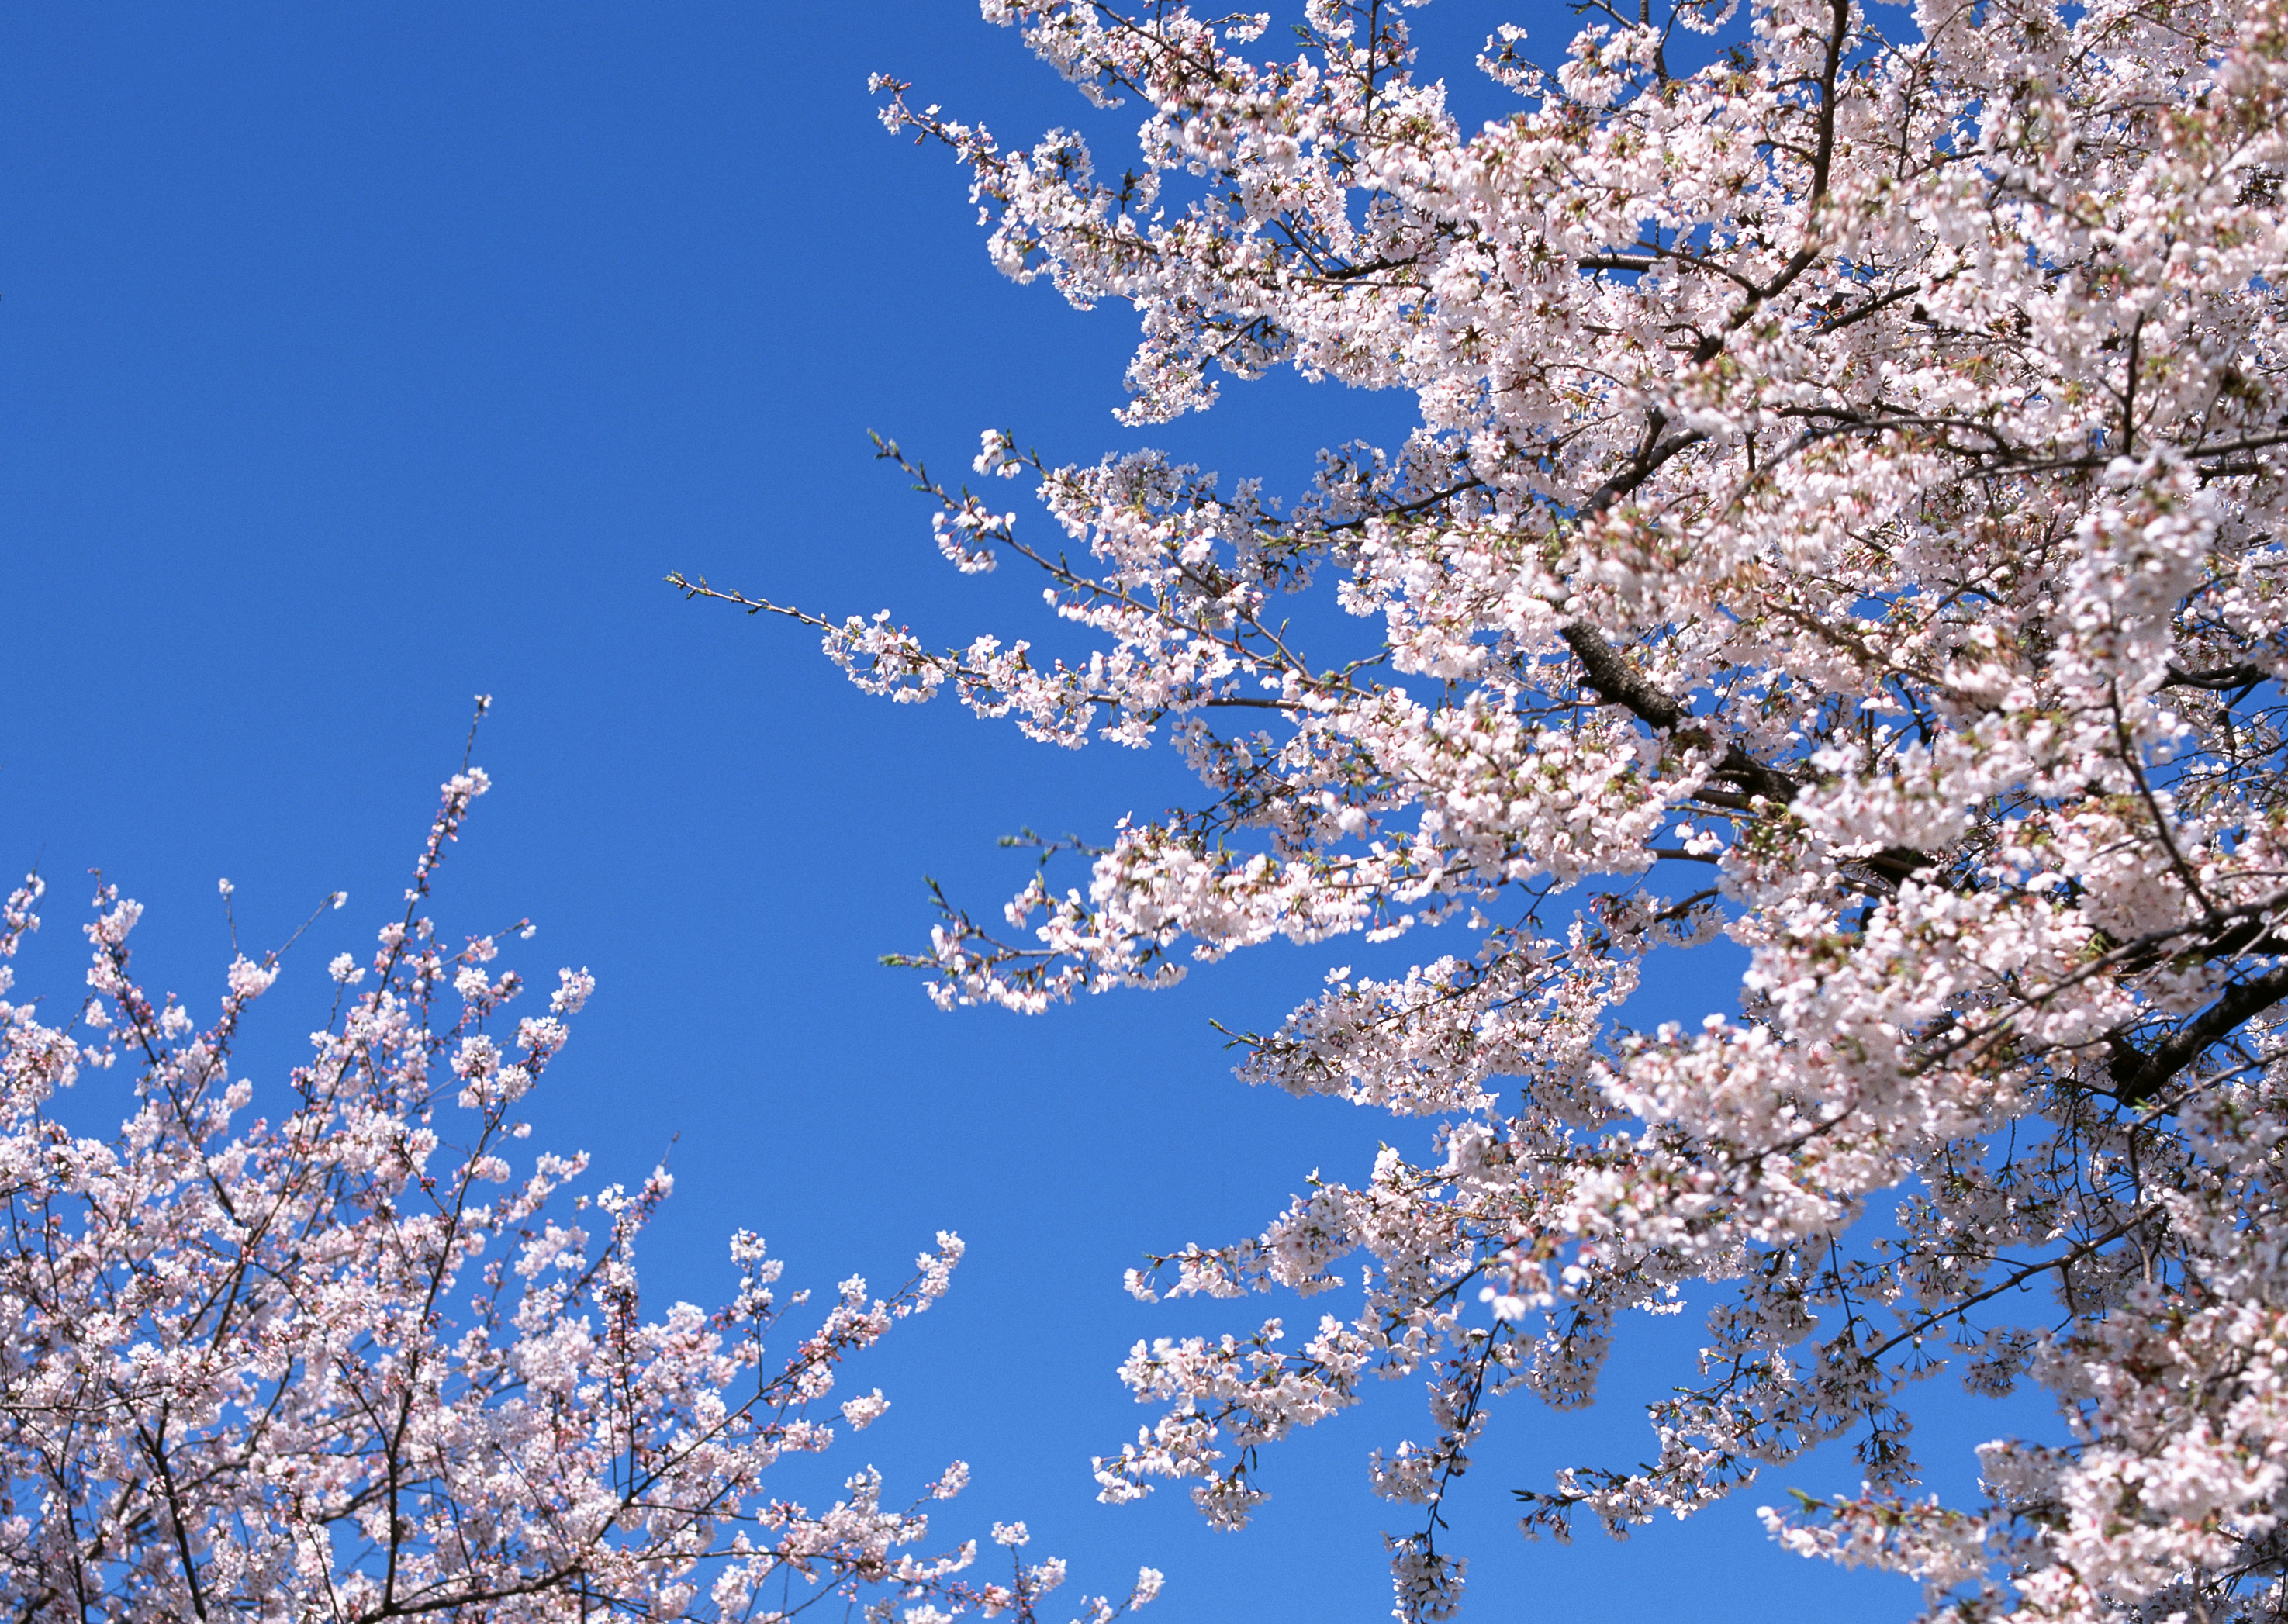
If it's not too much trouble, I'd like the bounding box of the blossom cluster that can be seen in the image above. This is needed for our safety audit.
[692,0,2288,1618]
[0,745,1160,1624]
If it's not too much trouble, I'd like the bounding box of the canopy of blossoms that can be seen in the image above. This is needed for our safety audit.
[0,719,1161,1624]
[679,0,2288,1618]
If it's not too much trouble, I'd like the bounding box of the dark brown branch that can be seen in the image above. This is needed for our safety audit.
[138,1420,211,1622]
[1559,621,1688,732]
[2111,962,2288,1106]
[1560,624,1803,807]
[2162,662,2268,691]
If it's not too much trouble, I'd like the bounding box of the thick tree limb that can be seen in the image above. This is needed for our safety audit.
[1559,622,1802,807]
[2162,662,2269,691]
[2111,962,2288,1106]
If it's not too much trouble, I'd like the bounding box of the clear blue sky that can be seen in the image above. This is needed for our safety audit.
[1,5,2006,1618]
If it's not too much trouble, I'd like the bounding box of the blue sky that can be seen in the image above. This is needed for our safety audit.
[2,5,2013,1619]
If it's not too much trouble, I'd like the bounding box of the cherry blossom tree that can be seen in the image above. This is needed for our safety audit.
[0,711,1161,1624]
[676,0,2288,1617]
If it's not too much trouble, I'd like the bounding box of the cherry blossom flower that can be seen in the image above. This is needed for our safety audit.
[0,738,1161,1624]
[685,0,2288,1616]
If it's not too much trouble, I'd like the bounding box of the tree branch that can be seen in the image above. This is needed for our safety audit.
[2111,962,2288,1106]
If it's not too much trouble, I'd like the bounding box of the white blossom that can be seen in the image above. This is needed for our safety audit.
[0,760,1153,1624]
[691,0,2288,1617]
